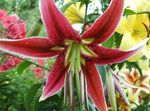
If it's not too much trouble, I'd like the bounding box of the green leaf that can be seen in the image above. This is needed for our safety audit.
[87,13,100,23]
[106,70,117,111]
[97,65,107,85]
[102,34,115,48]
[135,104,150,111]
[114,32,123,48]
[33,98,40,111]
[124,8,136,16]
[117,61,125,70]
[60,0,79,13]
[24,83,42,111]
[17,61,32,74]
[27,18,43,37]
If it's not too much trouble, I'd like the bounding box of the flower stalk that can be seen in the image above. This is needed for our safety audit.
[81,3,88,34]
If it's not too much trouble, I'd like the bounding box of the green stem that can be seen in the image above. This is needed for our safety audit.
[69,71,75,111]
[81,3,88,34]
[135,11,150,42]
[136,11,150,15]
[5,53,50,71]
[20,57,50,71]
[127,11,150,16]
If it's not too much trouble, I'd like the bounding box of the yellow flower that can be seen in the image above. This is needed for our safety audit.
[138,59,150,71]
[64,0,85,25]
[117,0,150,61]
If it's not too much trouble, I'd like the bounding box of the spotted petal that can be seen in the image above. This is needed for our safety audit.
[0,37,61,59]
[82,62,107,111]
[81,0,124,44]
[39,0,81,46]
[40,50,68,101]
[85,39,148,64]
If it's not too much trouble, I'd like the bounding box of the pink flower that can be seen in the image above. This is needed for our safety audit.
[1,13,26,39]
[0,0,148,110]
[2,14,19,28]
[34,67,44,80]
[0,55,21,73]
[5,20,26,39]
[34,59,44,80]
[0,9,7,20]
[37,59,44,66]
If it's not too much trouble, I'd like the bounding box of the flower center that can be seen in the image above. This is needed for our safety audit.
[65,40,97,74]
[65,42,83,74]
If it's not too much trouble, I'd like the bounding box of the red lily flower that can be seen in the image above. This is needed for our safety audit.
[0,0,148,110]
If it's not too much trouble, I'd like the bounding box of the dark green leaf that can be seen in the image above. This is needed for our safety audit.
[117,62,125,70]
[114,32,123,48]
[24,83,42,111]
[17,61,32,74]
[97,65,107,85]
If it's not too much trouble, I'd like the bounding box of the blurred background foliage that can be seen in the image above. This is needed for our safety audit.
[0,0,48,37]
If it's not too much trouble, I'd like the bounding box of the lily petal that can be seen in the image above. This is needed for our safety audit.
[82,62,107,111]
[85,39,148,65]
[39,0,81,46]
[81,0,124,44]
[40,50,68,101]
[0,37,61,59]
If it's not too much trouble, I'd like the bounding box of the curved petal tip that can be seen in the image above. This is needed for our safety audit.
[127,38,149,51]
[39,94,48,102]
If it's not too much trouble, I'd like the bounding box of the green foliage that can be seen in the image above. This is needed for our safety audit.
[124,8,136,16]
[17,61,32,74]
[61,0,79,12]
[24,83,42,111]
[27,18,43,37]
[0,69,36,111]
[102,34,115,48]
[133,104,150,111]
[0,0,41,34]
[101,0,110,12]
[97,65,107,85]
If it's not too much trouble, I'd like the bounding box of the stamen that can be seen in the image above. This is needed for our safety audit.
[69,71,75,111]
[64,73,69,105]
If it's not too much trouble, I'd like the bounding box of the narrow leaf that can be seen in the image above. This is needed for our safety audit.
[17,61,32,74]
[27,18,43,37]
[24,83,42,111]
[97,65,107,85]
[106,70,117,111]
